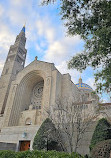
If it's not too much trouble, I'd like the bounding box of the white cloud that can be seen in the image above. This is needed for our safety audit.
[86,77,96,90]
[8,0,39,29]
[0,24,15,51]
[25,53,31,67]
[0,4,4,17]
[36,19,56,43]
[7,9,27,27]
[10,0,22,6]
[35,43,44,53]
[0,61,5,73]
[56,61,81,84]
[35,16,82,66]
[44,36,81,65]
[0,24,15,74]
[10,0,34,8]
[35,16,82,83]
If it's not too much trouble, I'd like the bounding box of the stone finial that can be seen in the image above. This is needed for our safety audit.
[35,56,38,60]
[29,104,33,110]
[79,77,82,84]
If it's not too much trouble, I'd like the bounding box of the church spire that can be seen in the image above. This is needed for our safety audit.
[21,25,25,33]
[0,26,27,114]
[14,25,26,46]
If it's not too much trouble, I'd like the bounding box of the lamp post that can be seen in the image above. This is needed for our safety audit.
[46,129,52,151]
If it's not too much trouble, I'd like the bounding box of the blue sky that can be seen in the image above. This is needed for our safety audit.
[0,0,110,102]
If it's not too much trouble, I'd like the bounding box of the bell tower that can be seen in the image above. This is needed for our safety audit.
[0,26,27,114]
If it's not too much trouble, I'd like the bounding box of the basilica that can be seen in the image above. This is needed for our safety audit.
[0,26,110,154]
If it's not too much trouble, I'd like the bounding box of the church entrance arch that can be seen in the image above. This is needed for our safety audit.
[8,71,46,126]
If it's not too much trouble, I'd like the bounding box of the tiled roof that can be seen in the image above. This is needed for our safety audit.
[76,83,93,91]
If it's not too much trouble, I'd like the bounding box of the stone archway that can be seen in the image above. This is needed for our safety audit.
[8,71,45,126]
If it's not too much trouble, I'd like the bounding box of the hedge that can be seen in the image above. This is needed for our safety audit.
[90,118,111,151]
[0,150,84,158]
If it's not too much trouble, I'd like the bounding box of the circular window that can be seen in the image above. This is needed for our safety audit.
[33,82,44,98]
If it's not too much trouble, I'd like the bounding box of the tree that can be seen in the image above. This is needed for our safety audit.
[90,118,111,151]
[33,118,63,151]
[46,96,97,153]
[42,0,111,94]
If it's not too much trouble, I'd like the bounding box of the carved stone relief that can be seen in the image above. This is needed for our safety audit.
[47,78,50,86]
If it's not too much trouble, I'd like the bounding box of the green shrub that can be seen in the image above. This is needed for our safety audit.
[71,152,84,158]
[0,150,16,158]
[16,150,32,158]
[0,150,84,158]
[33,118,62,151]
[91,139,111,158]
[90,118,111,151]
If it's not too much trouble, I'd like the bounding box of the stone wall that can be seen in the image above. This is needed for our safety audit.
[76,121,97,155]
[0,115,3,129]
[0,125,40,150]
[0,142,16,151]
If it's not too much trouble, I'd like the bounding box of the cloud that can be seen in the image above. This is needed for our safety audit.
[86,77,96,90]
[35,43,44,53]
[0,60,5,74]
[99,93,111,103]
[0,24,15,51]
[44,36,82,65]
[10,0,22,6]
[7,8,27,27]
[35,15,83,66]
[35,15,83,84]
[36,18,56,43]
[0,4,4,17]
[10,0,34,8]
[56,61,81,84]
[0,24,15,73]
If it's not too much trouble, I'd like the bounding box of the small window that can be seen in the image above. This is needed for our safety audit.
[21,62,24,65]
[7,58,10,61]
[5,68,9,74]
[25,118,32,125]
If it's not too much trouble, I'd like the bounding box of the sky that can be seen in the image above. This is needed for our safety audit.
[0,0,110,102]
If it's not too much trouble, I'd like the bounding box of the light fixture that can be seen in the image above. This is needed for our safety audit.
[22,132,27,138]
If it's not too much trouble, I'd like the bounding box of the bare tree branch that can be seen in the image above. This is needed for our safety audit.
[44,95,98,153]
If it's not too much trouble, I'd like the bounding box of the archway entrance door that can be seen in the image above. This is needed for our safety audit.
[19,141,30,151]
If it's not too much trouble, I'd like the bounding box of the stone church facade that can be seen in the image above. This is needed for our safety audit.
[0,26,110,154]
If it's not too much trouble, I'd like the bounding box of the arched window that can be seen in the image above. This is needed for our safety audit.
[25,118,32,125]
